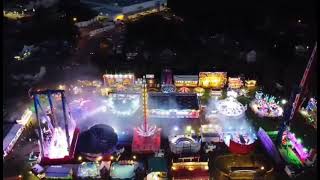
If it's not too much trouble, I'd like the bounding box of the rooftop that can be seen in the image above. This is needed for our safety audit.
[148,93,199,110]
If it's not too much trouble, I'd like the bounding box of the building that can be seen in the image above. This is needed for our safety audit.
[81,0,167,21]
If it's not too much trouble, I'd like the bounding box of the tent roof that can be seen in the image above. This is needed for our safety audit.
[148,157,168,173]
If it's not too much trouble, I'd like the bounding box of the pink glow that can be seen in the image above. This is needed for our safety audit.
[287,132,309,160]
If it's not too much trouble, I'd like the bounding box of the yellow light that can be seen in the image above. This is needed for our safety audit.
[172,166,176,170]
[28,171,32,174]
[188,167,194,171]
[115,14,124,21]
[110,156,114,160]
[133,155,136,160]
[261,166,265,170]
[96,156,103,161]
[205,165,209,170]
[78,156,82,161]
[73,17,77,22]
[186,126,192,131]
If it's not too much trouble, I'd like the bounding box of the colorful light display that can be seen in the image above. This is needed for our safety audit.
[198,72,227,89]
[282,131,310,161]
[250,91,283,118]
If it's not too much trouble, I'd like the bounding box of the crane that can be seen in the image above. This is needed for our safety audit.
[276,42,317,145]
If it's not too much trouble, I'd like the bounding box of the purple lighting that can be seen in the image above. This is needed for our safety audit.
[257,128,282,165]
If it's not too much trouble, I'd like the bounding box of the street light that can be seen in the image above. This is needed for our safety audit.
[281,99,287,105]
[73,17,77,22]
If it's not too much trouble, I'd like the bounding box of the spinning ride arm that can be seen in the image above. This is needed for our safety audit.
[276,42,317,146]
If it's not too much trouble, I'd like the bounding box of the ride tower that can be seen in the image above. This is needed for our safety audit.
[276,43,317,145]
[132,76,161,154]
[32,89,80,165]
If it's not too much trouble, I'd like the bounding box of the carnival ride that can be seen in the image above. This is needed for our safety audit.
[132,77,161,154]
[110,160,139,179]
[215,97,246,118]
[77,124,118,160]
[169,134,201,154]
[31,89,79,165]
[77,162,101,179]
[223,132,257,154]
[277,42,317,145]
[250,91,283,118]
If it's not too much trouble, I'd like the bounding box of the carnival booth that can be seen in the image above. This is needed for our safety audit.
[171,157,209,180]
[103,74,135,89]
[198,72,227,89]
[174,75,199,87]
[245,80,257,88]
[228,77,243,89]
[200,124,223,143]
[214,154,274,180]
[4,109,32,158]
[147,157,168,180]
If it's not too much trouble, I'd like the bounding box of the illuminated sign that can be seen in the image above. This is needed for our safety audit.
[174,75,199,87]
[228,77,243,89]
[199,72,227,89]
[103,74,135,87]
